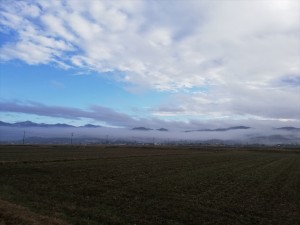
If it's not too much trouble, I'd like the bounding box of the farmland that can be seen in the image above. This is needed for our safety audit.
[0,145,299,225]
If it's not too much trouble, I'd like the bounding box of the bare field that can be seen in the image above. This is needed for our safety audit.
[0,145,299,225]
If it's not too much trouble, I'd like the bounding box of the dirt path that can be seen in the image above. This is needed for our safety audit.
[0,199,70,225]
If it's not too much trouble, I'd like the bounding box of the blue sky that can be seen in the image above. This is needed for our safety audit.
[1,62,168,110]
[0,0,299,129]
[0,62,172,126]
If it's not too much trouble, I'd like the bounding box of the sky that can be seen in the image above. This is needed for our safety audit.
[0,0,299,131]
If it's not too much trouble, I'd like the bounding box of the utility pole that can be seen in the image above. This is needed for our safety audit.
[70,133,73,145]
[22,131,26,145]
[106,135,109,144]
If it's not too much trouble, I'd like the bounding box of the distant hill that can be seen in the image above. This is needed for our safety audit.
[157,128,168,131]
[14,121,43,127]
[275,127,300,131]
[0,120,75,128]
[0,121,12,126]
[131,127,169,131]
[51,123,75,128]
[185,126,251,132]
[80,124,101,128]
[0,121,102,128]
[132,127,153,131]
[249,134,298,145]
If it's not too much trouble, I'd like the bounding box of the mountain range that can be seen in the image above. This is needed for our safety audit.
[275,127,300,131]
[185,126,251,132]
[1,121,300,134]
[1,121,299,145]
[0,121,101,128]
[132,127,169,131]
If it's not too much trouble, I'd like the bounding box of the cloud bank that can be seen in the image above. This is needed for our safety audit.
[0,101,138,128]
[0,101,299,132]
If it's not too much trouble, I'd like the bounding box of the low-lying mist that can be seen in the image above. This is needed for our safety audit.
[1,126,299,145]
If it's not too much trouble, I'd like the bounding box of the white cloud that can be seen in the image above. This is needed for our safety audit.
[0,0,299,122]
[41,14,76,42]
[1,41,53,64]
[152,84,300,122]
